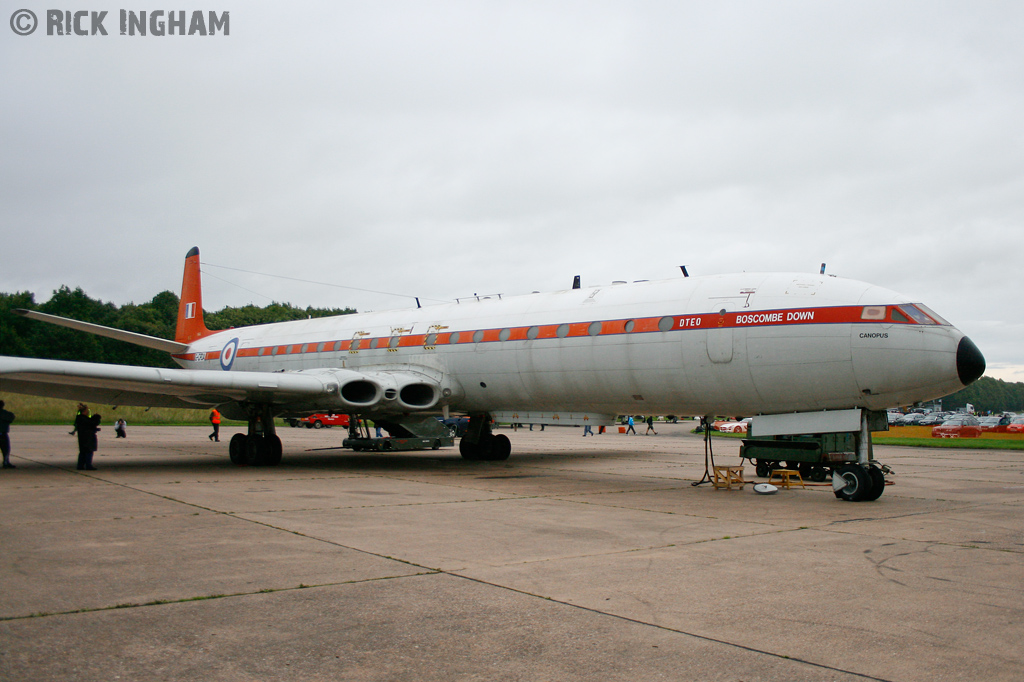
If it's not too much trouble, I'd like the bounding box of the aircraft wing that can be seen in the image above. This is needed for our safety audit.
[0,356,330,409]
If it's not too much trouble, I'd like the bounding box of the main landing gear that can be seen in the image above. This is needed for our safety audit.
[459,413,511,461]
[228,404,282,467]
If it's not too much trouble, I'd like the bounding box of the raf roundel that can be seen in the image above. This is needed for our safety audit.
[220,338,240,371]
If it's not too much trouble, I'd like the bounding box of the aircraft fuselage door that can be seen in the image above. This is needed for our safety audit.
[707,306,734,364]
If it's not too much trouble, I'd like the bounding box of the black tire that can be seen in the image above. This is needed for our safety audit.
[755,461,771,478]
[229,433,247,465]
[833,464,871,501]
[266,435,283,466]
[244,436,267,466]
[459,437,485,460]
[312,420,323,429]
[305,423,313,429]
[862,466,886,501]
[490,434,511,461]
[809,466,828,483]
[432,440,441,450]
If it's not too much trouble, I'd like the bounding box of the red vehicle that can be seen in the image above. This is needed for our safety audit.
[931,415,982,438]
[287,414,350,429]
[1006,416,1024,434]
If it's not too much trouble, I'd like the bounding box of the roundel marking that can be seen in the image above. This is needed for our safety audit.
[220,337,240,371]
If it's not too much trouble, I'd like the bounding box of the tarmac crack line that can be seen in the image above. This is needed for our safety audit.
[0,572,439,622]
[443,572,897,682]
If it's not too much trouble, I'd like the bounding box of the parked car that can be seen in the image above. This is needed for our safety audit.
[978,415,1011,433]
[439,416,470,437]
[1006,416,1024,434]
[931,416,982,438]
[713,418,751,433]
[886,411,904,424]
[287,414,350,429]
[919,412,951,426]
[896,413,926,426]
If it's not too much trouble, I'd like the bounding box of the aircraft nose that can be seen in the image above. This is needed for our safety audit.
[956,336,985,386]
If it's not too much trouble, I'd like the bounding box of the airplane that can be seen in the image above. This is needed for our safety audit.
[0,247,985,501]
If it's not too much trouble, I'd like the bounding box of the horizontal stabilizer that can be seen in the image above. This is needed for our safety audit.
[14,309,189,354]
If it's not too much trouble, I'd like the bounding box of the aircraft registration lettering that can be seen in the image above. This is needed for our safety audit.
[677,317,702,328]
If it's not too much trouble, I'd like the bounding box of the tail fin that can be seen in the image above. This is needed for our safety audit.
[175,247,214,344]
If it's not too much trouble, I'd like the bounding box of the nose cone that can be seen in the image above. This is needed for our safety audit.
[956,336,985,386]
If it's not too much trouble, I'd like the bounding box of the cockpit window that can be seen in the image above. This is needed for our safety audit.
[913,303,950,326]
[890,308,910,323]
[898,305,935,325]
[861,306,886,320]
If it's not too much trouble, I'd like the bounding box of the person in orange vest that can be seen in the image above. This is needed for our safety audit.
[209,408,221,442]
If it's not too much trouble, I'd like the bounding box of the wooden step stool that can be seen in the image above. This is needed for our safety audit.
[769,469,805,489]
[712,465,745,490]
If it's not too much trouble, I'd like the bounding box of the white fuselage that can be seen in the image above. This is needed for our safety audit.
[175,272,972,418]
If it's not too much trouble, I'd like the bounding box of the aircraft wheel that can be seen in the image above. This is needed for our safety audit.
[229,434,247,466]
[244,436,267,466]
[459,437,484,461]
[490,434,511,461]
[862,465,886,501]
[266,435,283,466]
[755,461,771,478]
[833,464,871,501]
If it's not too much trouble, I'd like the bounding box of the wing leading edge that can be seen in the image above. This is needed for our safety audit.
[0,356,330,409]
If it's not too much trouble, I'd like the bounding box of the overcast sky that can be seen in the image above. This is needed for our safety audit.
[2,1,1022,381]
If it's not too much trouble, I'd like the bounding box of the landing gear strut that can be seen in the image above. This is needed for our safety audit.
[459,413,511,461]
[228,404,282,467]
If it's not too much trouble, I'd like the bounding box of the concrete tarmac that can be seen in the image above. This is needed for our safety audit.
[1,423,1021,681]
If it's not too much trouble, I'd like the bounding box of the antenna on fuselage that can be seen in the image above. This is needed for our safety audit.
[680,265,689,277]
[820,263,826,275]
[572,275,581,289]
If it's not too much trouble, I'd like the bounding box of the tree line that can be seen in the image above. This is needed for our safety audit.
[2,286,1021,413]
[937,376,1024,415]
[0,286,355,370]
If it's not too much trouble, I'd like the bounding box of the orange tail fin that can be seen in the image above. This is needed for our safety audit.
[175,247,214,344]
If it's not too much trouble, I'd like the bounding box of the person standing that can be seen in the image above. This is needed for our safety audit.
[626,416,636,435]
[583,424,593,436]
[0,401,15,469]
[645,416,657,435]
[114,418,127,438]
[209,408,221,442]
[72,404,100,471]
